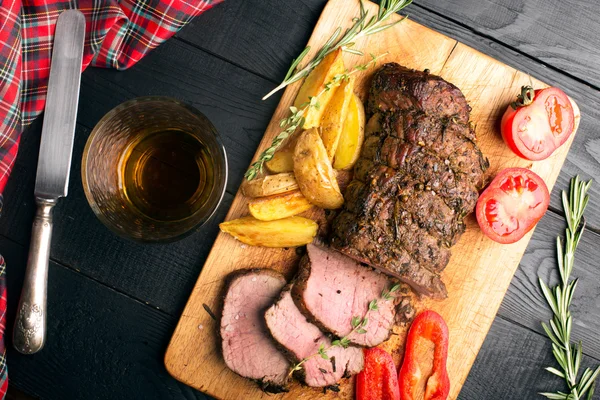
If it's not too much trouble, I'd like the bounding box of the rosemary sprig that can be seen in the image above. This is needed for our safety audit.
[262,0,412,100]
[245,53,385,180]
[288,283,401,377]
[539,176,599,400]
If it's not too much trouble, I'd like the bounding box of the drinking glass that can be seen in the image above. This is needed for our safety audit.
[82,97,228,242]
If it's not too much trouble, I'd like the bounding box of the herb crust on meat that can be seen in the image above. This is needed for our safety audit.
[331,63,489,299]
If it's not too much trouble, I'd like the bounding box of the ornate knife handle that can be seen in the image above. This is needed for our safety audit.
[13,197,55,354]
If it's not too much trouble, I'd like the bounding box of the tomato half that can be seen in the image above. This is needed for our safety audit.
[501,86,574,161]
[476,168,549,244]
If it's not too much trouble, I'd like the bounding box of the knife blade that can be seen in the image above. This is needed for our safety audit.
[13,10,85,354]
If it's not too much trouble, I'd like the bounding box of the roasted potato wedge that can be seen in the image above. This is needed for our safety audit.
[293,128,344,209]
[333,92,365,170]
[219,216,317,247]
[248,190,313,221]
[241,172,298,198]
[265,134,299,173]
[320,76,355,160]
[294,49,345,129]
[265,148,294,173]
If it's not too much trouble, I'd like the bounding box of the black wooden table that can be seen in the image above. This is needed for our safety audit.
[2,1,600,399]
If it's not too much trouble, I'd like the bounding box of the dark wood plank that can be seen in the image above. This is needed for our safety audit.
[460,316,600,399]
[415,0,600,88]
[7,386,37,400]
[2,1,599,399]
[0,35,285,316]
[1,120,233,316]
[498,209,600,360]
[0,237,207,400]
[175,0,326,83]
[174,0,600,231]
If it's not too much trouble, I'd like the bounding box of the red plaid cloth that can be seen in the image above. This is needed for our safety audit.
[0,0,222,396]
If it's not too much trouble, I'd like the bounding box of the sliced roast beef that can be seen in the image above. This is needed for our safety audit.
[331,63,488,299]
[292,244,412,347]
[221,269,290,392]
[265,286,364,387]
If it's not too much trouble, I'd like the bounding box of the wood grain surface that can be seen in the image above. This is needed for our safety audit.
[164,1,581,399]
[416,0,600,88]
[0,237,209,400]
[2,0,600,399]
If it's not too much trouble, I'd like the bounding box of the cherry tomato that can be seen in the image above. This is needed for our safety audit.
[501,86,574,161]
[476,168,549,244]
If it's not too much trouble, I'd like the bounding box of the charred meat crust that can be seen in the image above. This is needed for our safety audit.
[368,63,471,122]
[254,378,289,394]
[331,63,488,299]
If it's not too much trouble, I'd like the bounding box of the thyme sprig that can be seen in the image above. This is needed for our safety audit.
[288,283,401,377]
[245,53,385,180]
[539,176,599,400]
[262,0,412,100]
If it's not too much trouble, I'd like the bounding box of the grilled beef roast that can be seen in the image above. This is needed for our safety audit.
[292,244,414,347]
[331,63,488,299]
[265,286,364,387]
[221,269,290,392]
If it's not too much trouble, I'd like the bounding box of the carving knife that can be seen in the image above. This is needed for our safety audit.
[13,10,85,354]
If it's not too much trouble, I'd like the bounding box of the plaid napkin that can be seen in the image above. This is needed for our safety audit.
[0,0,222,396]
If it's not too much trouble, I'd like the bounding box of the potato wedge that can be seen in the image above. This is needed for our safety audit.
[242,172,298,198]
[265,133,300,173]
[248,190,313,221]
[294,49,345,129]
[293,128,344,209]
[219,216,317,247]
[320,76,355,160]
[333,92,366,170]
[265,148,294,173]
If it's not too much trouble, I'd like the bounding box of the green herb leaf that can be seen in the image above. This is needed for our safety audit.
[368,299,379,311]
[318,344,329,360]
[539,392,568,400]
[539,177,597,399]
[545,367,566,379]
[262,0,412,101]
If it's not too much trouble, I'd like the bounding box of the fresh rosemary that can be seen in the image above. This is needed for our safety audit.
[244,53,385,180]
[288,283,401,377]
[262,0,413,100]
[539,176,599,400]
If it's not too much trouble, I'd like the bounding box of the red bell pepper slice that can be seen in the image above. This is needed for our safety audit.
[356,347,400,400]
[398,310,450,400]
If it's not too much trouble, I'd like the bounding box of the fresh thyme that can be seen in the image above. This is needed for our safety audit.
[539,176,599,400]
[262,0,413,100]
[245,53,385,180]
[288,283,401,377]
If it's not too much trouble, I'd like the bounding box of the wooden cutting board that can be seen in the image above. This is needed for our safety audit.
[164,0,580,398]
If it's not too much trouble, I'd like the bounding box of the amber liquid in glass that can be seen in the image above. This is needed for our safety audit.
[120,129,215,222]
